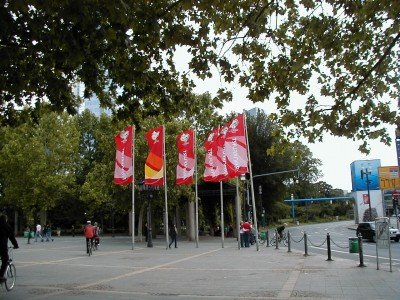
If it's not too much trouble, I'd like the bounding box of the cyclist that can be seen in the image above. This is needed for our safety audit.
[93,222,100,248]
[277,223,287,240]
[0,214,18,282]
[84,221,94,254]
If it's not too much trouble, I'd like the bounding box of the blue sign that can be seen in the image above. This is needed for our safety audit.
[350,159,381,191]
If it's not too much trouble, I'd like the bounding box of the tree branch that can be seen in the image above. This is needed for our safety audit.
[347,30,400,99]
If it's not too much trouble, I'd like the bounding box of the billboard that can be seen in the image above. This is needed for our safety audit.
[350,159,381,191]
[378,166,400,189]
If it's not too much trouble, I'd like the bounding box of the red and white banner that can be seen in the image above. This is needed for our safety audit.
[176,129,195,185]
[203,128,220,182]
[145,126,164,186]
[225,113,248,177]
[113,126,134,185]
[216,125,229,181]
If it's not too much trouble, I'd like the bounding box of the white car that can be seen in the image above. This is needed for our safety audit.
[356,222,400,242]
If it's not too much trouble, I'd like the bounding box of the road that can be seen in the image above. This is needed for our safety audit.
[281,220,400,269]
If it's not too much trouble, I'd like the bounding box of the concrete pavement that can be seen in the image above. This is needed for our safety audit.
[1,233,399,300]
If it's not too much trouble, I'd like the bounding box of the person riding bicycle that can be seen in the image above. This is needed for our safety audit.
[84,220,94,254]
[277,223,287,240]
[0,214,18,282]
[93,222,100,247]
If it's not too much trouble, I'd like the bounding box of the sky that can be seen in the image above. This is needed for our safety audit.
[173,48,398,192]
[224,100,398,192]
[190,75,398,192]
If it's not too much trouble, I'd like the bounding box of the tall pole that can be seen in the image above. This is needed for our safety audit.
[194,129,199,248]
[131,125,135,250]
[362,168,372,221]
[235,178,241,249]
[243,113,259,251]
[366,171,372,221]
[163,126,169,250]
[147,191,153,247]
[220,181,225,248]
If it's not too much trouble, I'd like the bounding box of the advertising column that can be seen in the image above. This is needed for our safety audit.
[350,159,382,223]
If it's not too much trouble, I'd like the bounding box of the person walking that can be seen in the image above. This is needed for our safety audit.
[242,220,252,247]
[168,224,178,248]
[0,214,18,282]
[35,224,43,242]
[45,224,54,242]
[71,225,75,237]
[239,221,244,248]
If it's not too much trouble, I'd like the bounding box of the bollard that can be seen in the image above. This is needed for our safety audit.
[287,230,291,252]
[326,232,332,261]
[357,234,366,267]
[275,229,279,250]
[303,231,308,256]
[266,230,270,247]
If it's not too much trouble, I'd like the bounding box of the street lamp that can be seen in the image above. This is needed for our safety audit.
[138,180,159,247]
[259,185,265,228]
[361,167,372,221]
[240,173,251,221]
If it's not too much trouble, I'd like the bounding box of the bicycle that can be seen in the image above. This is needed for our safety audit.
[2,247,16,291]
[270,231,288,247]
[249,231,266,245]
[87,238,94,256]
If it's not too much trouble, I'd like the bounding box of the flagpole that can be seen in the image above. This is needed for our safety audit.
[235,177,241,250]
[163,125,169,250]
[244,113,259,251]
[220,181,225,248]
[132,125,135,250]
[194,129,199,248]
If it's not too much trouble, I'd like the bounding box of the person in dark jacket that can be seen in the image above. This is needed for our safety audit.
[0,214,18,282]
[168,224,178,248]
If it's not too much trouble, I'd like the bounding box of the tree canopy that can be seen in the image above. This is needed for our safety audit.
[1,1,398,151]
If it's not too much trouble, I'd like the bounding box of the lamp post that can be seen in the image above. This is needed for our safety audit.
[138,180,159,248]
[361,167,372,221]
[259,185,265,228]
[252,168,300,223]
[240,173,251,221]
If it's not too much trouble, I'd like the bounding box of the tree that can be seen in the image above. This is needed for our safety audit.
[0,112,80,222]
[245,111,322,223]
[1,1,398,151]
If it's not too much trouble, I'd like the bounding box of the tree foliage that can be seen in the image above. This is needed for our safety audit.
[1,1,398,151]
[0,112,80,218]
[245,111,322,223]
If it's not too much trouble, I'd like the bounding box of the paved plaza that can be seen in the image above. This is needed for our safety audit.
[1,233,399,299]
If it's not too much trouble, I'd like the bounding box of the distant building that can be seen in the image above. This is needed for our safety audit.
[81,95,111,117]
[246,107,262,117]
[73,82,111,117]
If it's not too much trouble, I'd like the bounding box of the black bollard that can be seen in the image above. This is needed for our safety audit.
[326,232,332,261]
[303,231,308,256]
[287,230,291,253]
[357,234,366,267]
[275,229,279,250]
[266,230,270,247]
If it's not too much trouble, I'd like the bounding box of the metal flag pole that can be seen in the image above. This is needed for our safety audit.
[163,125,169,250]
[131,125,135,250]
[235,177,241,250]
[243,113,259,251]
[220,181,224,248]
[194,128,199,248]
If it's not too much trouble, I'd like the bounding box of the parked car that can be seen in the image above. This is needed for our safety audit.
[356,222,400,242]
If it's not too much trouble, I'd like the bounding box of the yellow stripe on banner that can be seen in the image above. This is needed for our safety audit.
[145,165,164,179]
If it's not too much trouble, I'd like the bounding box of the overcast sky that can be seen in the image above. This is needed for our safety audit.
[192,75,398,192]
[174,48,398,191]
[224,100,398,192]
